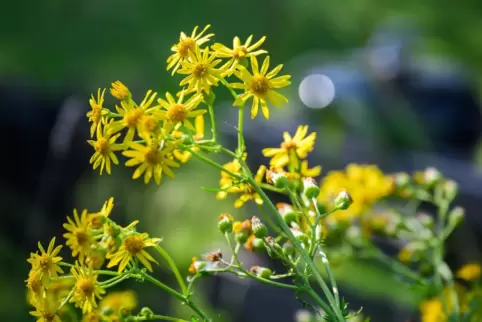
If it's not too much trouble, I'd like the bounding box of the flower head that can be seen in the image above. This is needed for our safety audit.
[70,264,106,313]
[110,81,130,101]
[106,232,161,272]
[87,122,124,175]
[110,90,160,145]
[232,55,291,119]
[100,290,137,315]
[456,263,481,281]
[156,91,205,129]
[262,125,316,169]
[177,47,223,94]
[63,209,94,263]
[88,197,114,229]
[29,295,61,322]
[167,25,214,75]
[27,238,63,286]
[212,35,267,74]
[87,88,109,138]
[122,135,180,185]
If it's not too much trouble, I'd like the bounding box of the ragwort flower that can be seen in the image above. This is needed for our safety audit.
[212,35,267,74]
[156,91,205,129]
[87,122,124,175]
[106,232,161,272]
[122,135,180,185]
[110,80,130,101]
[64,209,94,263]
[232,55,291,119]
[70,264,106,313]
[27,238,63,286]
[167,25,214,75]
[262,125,316,168]
[29,295,61,322]
[177,47,223,94]
[87,88,109,138]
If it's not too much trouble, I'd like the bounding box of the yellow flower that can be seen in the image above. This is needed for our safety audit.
[88,197,114,229]
[177,46,223,94]
[110,90,160,145]
[122,135,180,185]
[110,80,130,101]
[27,237,63,286]
[300,160,322,178]
[262,125,316,168]
[420,285,468,322]
[156,91,205,129]
[70,264,106,313]
[456,263,481,281]
[216,159,243,200]
[106,232,161,272]
[26,270,43,299]
[233,165,266,208]
[212,35,267,74]
[138,114,160,136]
[232,55,291,119]
[420,298,445,322]
[87,122,124,175]
[318,164,393,222]
[82,312,103,322]
[29,295,61,322]
[63,209,94,263]
[167,25,214,75]
[87,88,109,138]
[100,290,137,314]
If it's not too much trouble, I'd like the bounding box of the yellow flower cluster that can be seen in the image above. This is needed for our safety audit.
[26,197,157,320]
[85,25,291,185]
[318,164,394,222]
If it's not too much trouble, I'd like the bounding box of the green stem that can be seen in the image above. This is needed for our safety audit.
[154,245,188,295]
[257,204,283,235]
[207,103,217,143]
[140,272,211,321]
[247,176,345,321]
[181,145,242,180]
[237,104,245,155]
[128,314,189,322]
[101,273,132,288]
[224,233,297,290]
[57,289,74,311]
[260,183,286,194]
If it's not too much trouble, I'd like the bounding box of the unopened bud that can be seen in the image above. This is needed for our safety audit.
[442,180,458,201]
[218,213,233,233]
[265,236,283,257]
[250,266,272,279]
[277,203,298,225]
[282,241,296,257]
[267,170,288,189]
[394,172,411,188]
[251,238,265,252]
[233,220,251,244]
[334,190,352,210]
[251,216,268,238]
[417,213,434,229]
[448,207,464,227]
[140,307,154,318]
[302,178,320,199]
[424,167,442,186]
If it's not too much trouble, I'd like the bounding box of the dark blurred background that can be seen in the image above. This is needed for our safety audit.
[2,1,482,321]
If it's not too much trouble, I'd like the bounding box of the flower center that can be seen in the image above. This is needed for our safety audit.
[83,312,102,322]
[124,109,144,128]
[123,235,144,255]
[249,75,270,96]
[75,230,89,246]
[144,147,161,166]
[167,104,187,122]
[178,38,195,57]
[77,277,95,296]
[141,115,158,133]
[39,255,52,270]
[281,140,297,150]
[91,106,102,123]
[193,64,207,78]
[27,273,42,293]
[233,46,247,59]
[42,313,58,322]
[94,138,110,155]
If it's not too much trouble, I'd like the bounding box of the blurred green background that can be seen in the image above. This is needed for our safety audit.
[2,0,482,321]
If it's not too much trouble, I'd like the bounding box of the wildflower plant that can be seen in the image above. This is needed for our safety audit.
[25,25,482,322]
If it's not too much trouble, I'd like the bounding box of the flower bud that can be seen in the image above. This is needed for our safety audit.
[277,203,298,225]
[218,213,233,233]
[394,172,411,188]
[251,216,268,238]
[334,190,352,210]
[442,180,458,201]
[140,307,154,318]
[417,213,434,229]
[448,206,464,227]
[267,170,288,189]
[250,266,272,279]
[233,220,251,244]
[424,167,442,186]
[302,177,320,199]
[251,238,265,252]
[264,236,283,258]
[282,241,296,257]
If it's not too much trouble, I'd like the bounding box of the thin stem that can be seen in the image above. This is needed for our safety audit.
[58,289,74,311]
[257,204,283,235]
[224,233,297,290]
[260,183,286,194]
[128,314,189,322]
[101,273,132,288]
[140,272,211,321]
[237,104,245,155]
[154,245,188,296]
[207,103,217,143]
